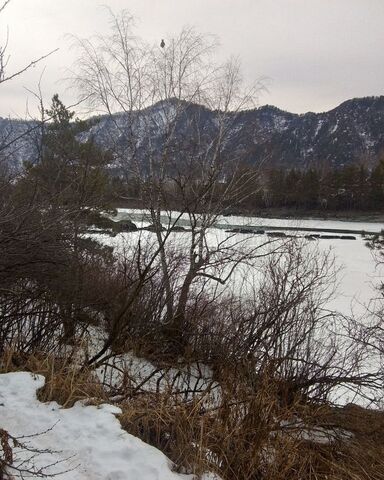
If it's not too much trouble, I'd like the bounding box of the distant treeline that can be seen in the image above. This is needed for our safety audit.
[238,160,384,211]
[113,159,384,212]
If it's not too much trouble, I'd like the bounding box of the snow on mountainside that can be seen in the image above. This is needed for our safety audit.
[0,117,40,170]
[2,96,384,171]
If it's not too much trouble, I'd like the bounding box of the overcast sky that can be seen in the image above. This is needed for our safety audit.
[1,0,383,118]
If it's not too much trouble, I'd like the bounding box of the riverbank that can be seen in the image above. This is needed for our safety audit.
[111,200,384,224]
[244,208,384,223]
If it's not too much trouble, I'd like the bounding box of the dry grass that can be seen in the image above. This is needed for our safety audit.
[118,392,210,477]
[117,377,384,480]
[1,347,384,479]
[0,347,106,408]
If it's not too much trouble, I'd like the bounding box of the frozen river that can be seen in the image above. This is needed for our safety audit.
[110,209,384,318]
[94,209,384,405]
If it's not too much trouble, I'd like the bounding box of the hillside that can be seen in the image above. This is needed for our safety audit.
[1,96,384,170]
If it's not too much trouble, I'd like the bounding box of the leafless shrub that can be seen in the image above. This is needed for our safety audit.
[117,370,384,480]
[0,425,74,479]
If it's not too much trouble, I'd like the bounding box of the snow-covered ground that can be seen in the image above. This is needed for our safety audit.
[106,209,384,318]
[0,372,216,480]
[1,213,377,479]
[90,210,384,406]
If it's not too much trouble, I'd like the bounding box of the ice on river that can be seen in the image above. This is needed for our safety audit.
[101,209,384,318]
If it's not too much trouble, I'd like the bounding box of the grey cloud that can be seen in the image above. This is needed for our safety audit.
[0,0,383,116]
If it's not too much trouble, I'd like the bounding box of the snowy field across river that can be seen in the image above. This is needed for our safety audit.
[218,213,384,234]
[114,208,384,234]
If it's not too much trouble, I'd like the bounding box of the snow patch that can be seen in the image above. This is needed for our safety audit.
[0,372,204,480]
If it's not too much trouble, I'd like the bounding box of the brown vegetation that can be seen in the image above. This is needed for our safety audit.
[0,6,384,479]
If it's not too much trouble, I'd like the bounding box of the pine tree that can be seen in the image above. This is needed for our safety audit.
[369,158,384,209]
[24,94,112,221]
[300,168,320,208]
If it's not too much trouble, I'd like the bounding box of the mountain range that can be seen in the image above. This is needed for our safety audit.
[1,96,384,171]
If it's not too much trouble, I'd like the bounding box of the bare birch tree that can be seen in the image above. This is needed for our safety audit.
[0,0,57,86]
[72,10,276,355]
[72,12,376,412]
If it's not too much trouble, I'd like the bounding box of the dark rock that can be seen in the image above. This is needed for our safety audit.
[145,223,165,232]
[171,225,186,232]
[114,219,138,232]
[226,228,253,234]
[87,213,116,230]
